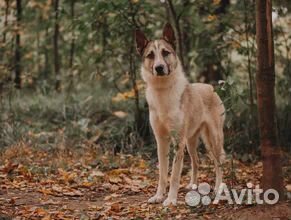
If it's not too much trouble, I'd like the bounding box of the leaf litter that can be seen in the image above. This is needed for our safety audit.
[0,142,290,219]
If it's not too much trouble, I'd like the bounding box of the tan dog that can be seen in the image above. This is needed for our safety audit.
[135,23,226,206]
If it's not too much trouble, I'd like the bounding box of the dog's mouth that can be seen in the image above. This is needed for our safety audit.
[155,72,170,77]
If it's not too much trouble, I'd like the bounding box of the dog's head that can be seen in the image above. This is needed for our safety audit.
[135,23,178,77]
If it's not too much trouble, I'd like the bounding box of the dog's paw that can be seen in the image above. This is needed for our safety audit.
[162,197,177,206]
[148,194,164,204]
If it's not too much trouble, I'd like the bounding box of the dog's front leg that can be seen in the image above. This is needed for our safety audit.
[148,114,170,204]
[148,135,170,203]
[163,139,186,206]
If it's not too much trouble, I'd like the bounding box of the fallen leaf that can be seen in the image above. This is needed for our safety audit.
[52,185,63,193]
[109,176,122,184]
[81,181,94,188]
[41,199,60,205]
[113,111,127,118]
[90,170,105,177]
[38,188,54,195]
[110,203,120,212]
[104,193,120,201]
[63,189,83,196]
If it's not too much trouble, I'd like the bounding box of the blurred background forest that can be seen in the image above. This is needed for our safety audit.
[0,0,291,162]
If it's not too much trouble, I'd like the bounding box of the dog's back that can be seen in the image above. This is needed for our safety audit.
[191,83,225,123]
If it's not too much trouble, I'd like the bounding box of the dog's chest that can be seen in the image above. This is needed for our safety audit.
[147,89,183,129]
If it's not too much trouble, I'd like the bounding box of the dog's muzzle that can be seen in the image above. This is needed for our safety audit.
[155,65,167,76]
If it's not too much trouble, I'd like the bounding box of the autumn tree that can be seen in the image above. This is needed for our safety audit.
[255,0,284,198]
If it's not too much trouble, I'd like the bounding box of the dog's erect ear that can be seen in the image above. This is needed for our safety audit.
[135,29,148,56]
[163,23,176,49]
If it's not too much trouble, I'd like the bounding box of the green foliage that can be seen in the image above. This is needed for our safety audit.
[216,76,259,162]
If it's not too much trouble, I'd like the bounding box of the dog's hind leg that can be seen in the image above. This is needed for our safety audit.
[186,132,200,189]
[201,122,224,192]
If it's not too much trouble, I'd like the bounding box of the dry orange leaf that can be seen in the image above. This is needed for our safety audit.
[90,170,105,177]
[109,176,122,184]
[110,203,121,212]
[63,189,83,197]
[81,181,94,188]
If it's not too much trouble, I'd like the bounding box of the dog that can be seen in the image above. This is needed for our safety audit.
[135,23,226,206]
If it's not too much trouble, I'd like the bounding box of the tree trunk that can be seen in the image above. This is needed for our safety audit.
[66,0,76,93]
[255,0,284,198]
[244,0,254,108]
[3,0,10,43]
[69,0,75,70]
[128,2,140,132]
[165,0,185,73]
[244,0,256,146]
[53,0,61,91]
[14,0,22,89]
[197,0,229,84]
[0,0,10,64]
[44,27,49,78]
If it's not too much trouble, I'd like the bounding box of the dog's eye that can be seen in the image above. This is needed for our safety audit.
[146,52,154,59]
[162,50,170,57]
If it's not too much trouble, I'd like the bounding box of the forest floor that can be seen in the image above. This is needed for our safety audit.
[0,142,291,220]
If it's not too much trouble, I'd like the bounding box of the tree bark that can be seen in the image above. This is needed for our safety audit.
[255,0,284,198]
[197,0,229,84]
[69,0,75,70]
[165,0,185,72]
[36,22,40,77]
[244,0,254,109]
[244,0,256,147]
[44,27,50,78]
[14,0,22,89]
[3,0,10,43]
[129,2,140,131]
[53,0,61,91]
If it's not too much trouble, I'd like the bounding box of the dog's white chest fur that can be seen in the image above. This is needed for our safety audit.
[146,81,186,130]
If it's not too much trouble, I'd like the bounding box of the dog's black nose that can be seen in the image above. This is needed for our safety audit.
[155,65,165,75]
